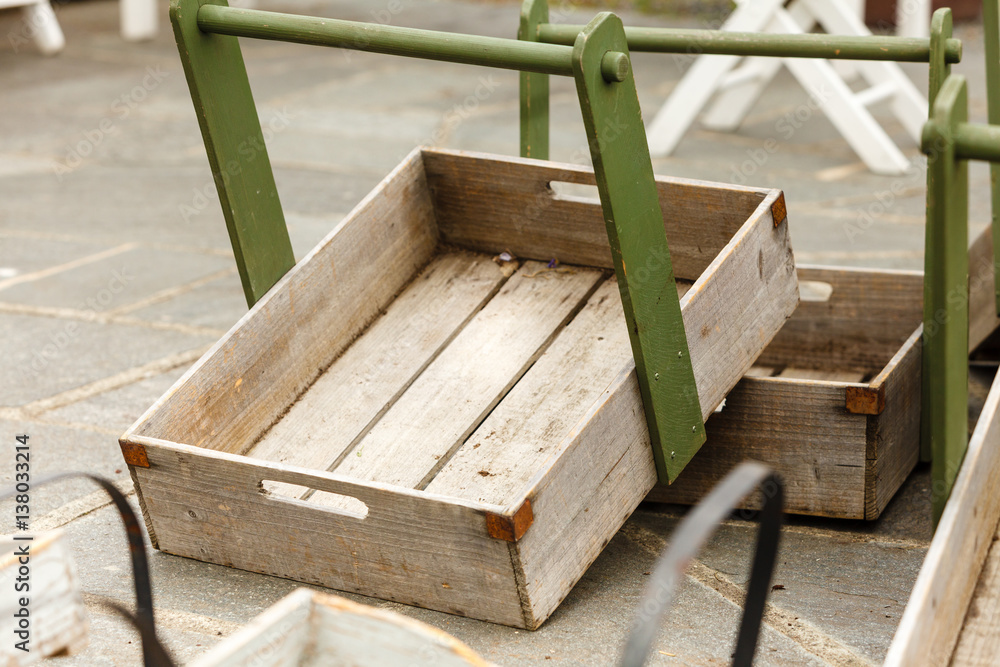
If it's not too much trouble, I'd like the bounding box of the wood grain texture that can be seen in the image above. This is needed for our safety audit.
[649,266,923,519]
[647,376,868,518]
[324,261,603,493]
[426,277,632,505]
[247,252,507,498]
[512,366,658,628]
[968,225,1000,352]
[680,189,799,420]
[421,148,772,282]
[195,588,493,667]
[190,588,312,667]
[950,521,1000,666]
[130,437,527,627]
[127,150,438,454]
[307,592,494,666]
[0,531,88,663]
[758,265,923,373]
[885,369,1000,665]
[865,328,922,519]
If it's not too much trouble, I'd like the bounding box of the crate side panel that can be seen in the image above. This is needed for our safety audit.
[246,251,509,494]
[648,378,868,519]
[681,192,799,418]
[865,331,922,519]
[133,445,525,627]
[136,153,439,452]
[306,593,491,667]
[513,369,657,628]
[322,261,604,493]
[421,149,769,281]
[758,266,923,373]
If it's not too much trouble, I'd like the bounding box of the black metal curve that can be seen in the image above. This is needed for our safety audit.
[0,472,174,667]
[620,461,784,667]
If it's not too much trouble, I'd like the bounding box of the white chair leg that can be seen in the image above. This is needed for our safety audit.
[646,0,787,156]
[896,0,931,38]
[23,0,64,55]
[700,57,783,131]
[801,0,927,143]
[772,9,910,174]
[121,0,158,41]
[701,0,815,132]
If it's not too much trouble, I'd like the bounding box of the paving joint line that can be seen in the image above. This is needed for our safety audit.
[15,347,209,418]
[107,267,239,317]
[0,301,226,337]
[0,242,138,292]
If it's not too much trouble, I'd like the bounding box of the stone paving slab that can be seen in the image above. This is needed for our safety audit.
[1,0,996,664]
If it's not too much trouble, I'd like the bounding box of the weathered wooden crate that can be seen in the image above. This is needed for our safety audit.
[0,530,88,664]
[192,588,491,666]
[120,148,797,629]
[648,266,924,520]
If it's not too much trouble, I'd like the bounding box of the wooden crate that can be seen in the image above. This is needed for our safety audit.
[120,148,798,629]
[0,530,88,664]
[192,588,491,666]
[648,265,924,520]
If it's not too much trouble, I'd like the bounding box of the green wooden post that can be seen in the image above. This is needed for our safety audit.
[519,0,549,159]
[572,13,705,483]
[920,8,954,463]
[984,0,1000,316]
[921,75,969,523]
[170,0,295,307]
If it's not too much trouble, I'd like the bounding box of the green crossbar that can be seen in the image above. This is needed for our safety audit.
[518,0,960,164]
[170,0,705,484]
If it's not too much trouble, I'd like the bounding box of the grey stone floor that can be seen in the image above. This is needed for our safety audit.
[0,0,995,664]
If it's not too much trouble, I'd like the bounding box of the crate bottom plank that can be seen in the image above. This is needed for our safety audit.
[248,251,508,498]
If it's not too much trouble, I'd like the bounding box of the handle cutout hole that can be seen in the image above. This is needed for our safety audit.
[799,280,833,302]
[261,480,368,519]
[548,181,601,204]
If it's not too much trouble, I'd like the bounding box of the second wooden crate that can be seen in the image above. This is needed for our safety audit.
[649,266,923,519]
[120,148,798,629]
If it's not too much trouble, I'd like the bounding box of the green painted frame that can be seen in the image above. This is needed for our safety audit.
[169,0,705,484]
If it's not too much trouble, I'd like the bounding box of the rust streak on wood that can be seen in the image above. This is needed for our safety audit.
[770,193,787,227]
[846,384,886,415]
[119,440,150,468]
[486,499,533,542]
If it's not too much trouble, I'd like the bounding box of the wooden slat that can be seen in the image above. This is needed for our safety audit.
[130,438,527,627]
[865,328,922,519]
[323,261,604,493]
[679,189,799,420]
[514,366,658,628]
[126,150,439,453]
[308,593,493,666]
[885,369,1000,665]
[950,520,1000,666]
[758,265,923,373]
[189,589,312,667]
[744,366,775,378]
[777,367,866,382]
[247,252,508,497]
[646,376,868,518]
[426,277,633,504]
[427,191,797,507]
[421,148,772,282]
